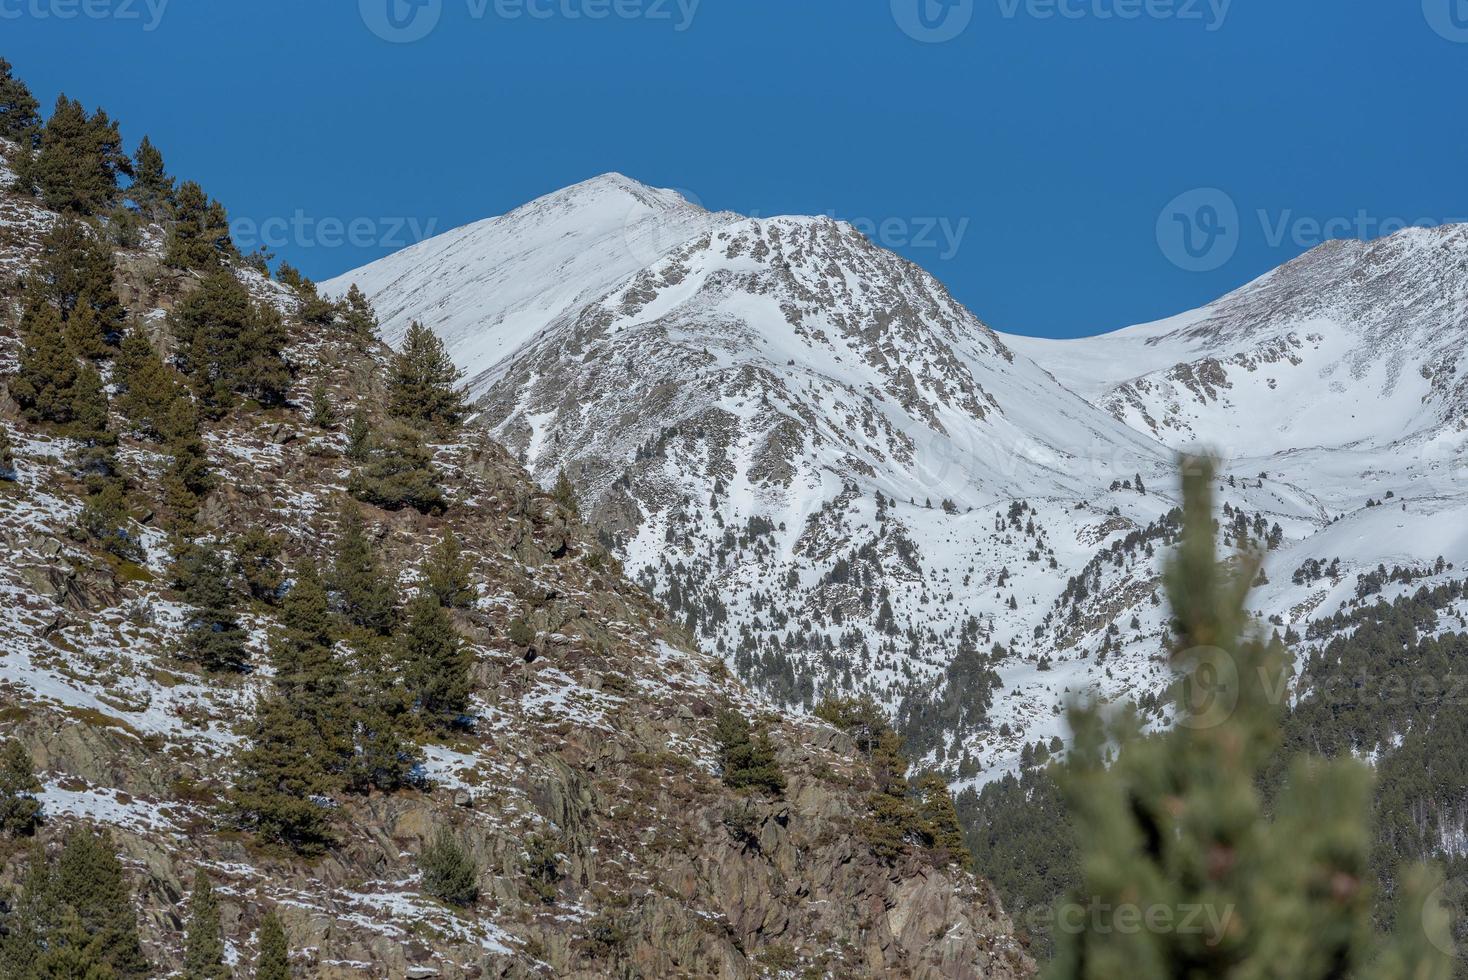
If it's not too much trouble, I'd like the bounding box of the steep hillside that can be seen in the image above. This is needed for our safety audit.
[0,134,1033,978]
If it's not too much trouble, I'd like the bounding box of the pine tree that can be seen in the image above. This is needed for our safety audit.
[77,478,143,563]
[128,134,174,220]
[160,392,212,532]
[254,911,291,980]
[344,408,371,462]
[1046,457,1452,980]
[329,507,397,635]
[418,828,479,907]
[347,422,447,515]
[712,708,785,796]
[0,426,16,481]
[36,218,126,357]
[422,533,473,609]
[172,269,290,415]
[340,284,379,343]
[0,738,43,837]
[114,326,179,439]
[182,871,230,980]
[230,691,339,855]
[399,592,471,730]
[12,288,79,425]
[343,634,419,794]
[0,844,55,976]
[177,542,249,673]
[51,827,150,978]
[916,771,971,871]
[69,363,112,452]
[308,378,336,430]
[235,528,285,604]
[28,95,132,215]
[0,58,41,146]
[165,180,234,270]
[387,322,465,436]
[551,469,579,518]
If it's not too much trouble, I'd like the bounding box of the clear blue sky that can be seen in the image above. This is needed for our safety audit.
[6,1,1466,337]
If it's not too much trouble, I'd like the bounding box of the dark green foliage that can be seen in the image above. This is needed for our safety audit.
[957,765,1077,956]
[26,94,132,215]
[171,269,290,415]
[254,912,291,980]
[165,181,234,271]
[399,592,472,730]
[114,326,179,439]
[0,58,41,146]
[0,828,151,978]
[160,393,212,532]
[0,739,43,837]
[387,322,465,436]
[916,772,971,871]
[13,289,80,425]
[347,422,447,515]
[344,409,371,462]
[340,284,379,343]
[897,615,1001,760]
[235,528,285,604]
[182,871,229,980]
[307,378,336,430]
[127,134,173,220]
[1046,457,1451,980]
[176,542,249,673]
[329,507,397,635]
[523,835,563,904]
[422,533,474,609]
[0,426,15,481]
[76,478,142,563]
[712,708,785,796]
[36,218,126,357]
[551,469,579,518]
[418,828,479,907]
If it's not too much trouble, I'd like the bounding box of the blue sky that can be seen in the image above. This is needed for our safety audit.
[6,1,1466,338]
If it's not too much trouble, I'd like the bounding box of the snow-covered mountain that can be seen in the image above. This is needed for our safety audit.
[328,179,1468,786]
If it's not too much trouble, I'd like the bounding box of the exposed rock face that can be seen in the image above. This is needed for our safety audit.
[0,158,1033,978]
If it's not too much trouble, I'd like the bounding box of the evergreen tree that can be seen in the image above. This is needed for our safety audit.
[0,738,43,837]
[13,288,80,425]
[50,827,150,979]
[343,634,419,795]
[69,363,112,453]
[712,708,785,796]
[0,844,55,977]
[387,322,465,436]
[172,269,290,415]
[551,469,579,518]
[182,871,230,980]
[235,528,285,604]
[344,408,371,462]
[165,180,234,270]
[340,284,379,343]
[36,218,126,357]
[114,326,179,439]
[347,422,447,515]
[0,426,16,481]
[399,592,471,730]
[254,912,291,980]
[76,478,142,563]
[915,772,971,871]
[160,392,212,532]
[28,95,132,215]
[1046,457,1452,980]
[422,533,473,609]
[230,691,339,855]
[329,507,397,635]
[177,542,249,673]
[128,134,174,220]
[418,828,479,907]
[307,378,336,430]
[0,58,41,146]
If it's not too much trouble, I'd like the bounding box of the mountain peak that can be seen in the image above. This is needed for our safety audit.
[515,171,705,219]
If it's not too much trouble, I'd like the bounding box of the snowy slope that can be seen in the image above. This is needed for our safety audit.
[330,183,1468,786]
